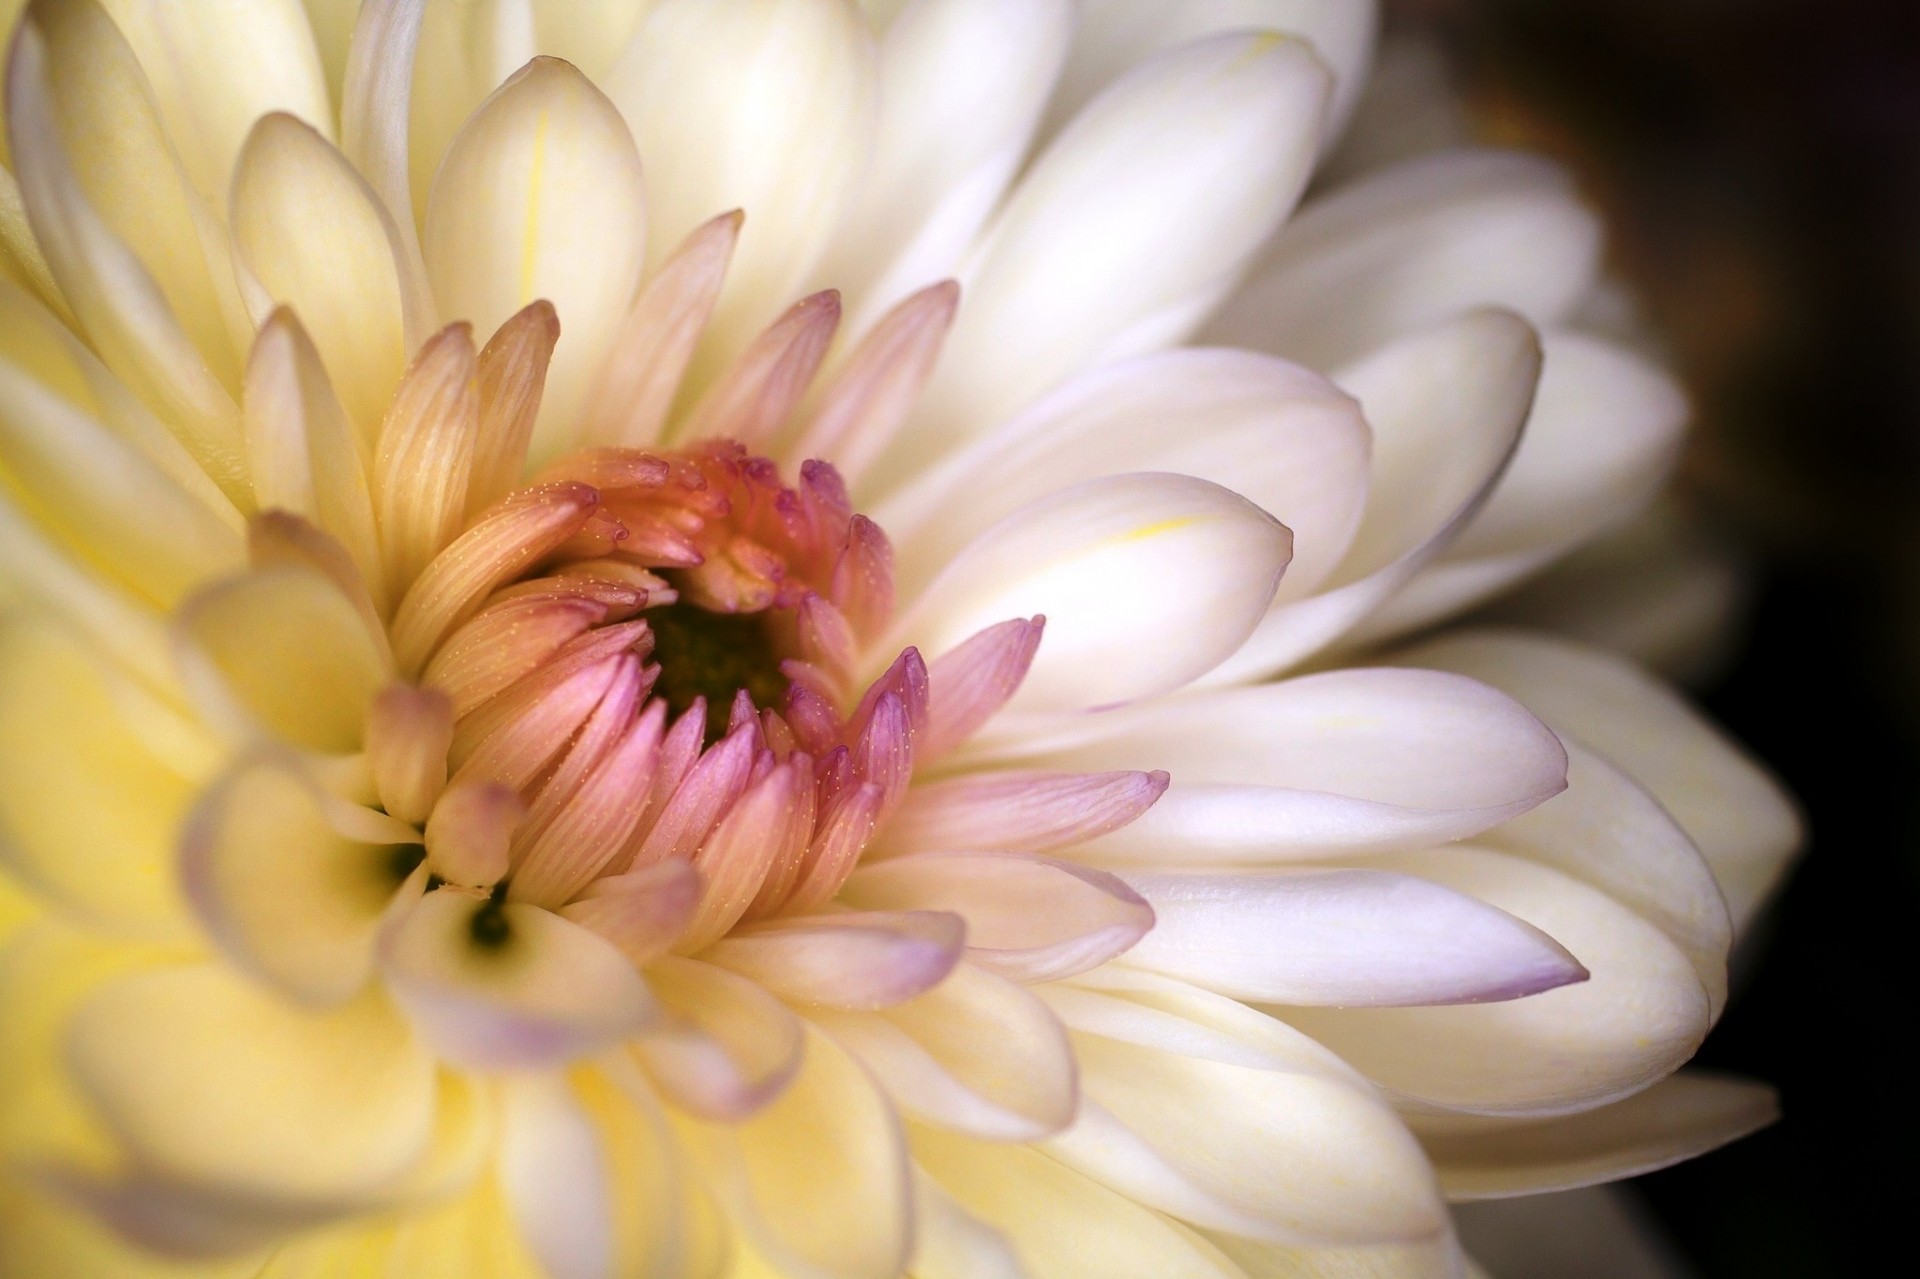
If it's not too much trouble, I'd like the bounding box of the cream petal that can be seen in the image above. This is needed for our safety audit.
[499,1074,616,1279]
[340,0,432,327]
[705,911,965,1011]
[423,56,648,466]
[881,33,1330,492]
[889,472,1292,716]
[912,1127,1251,1279]
[299,0,358,95]
[1401,630,1802,932]
[406,0,537,228]
[95,0,331,212]
[530,0,657,80]
[1205,149,1600,372]
[68,963,439,1201]
[811,961,1077,1141]
[5,18,248,501]
[1046,0,1380,141]
[381,888,654,1070]
[1118,868,1585,1008]
[0,622,196,932]
[1280,846,1713,1116]
[603,0,876,376]
[876,349,1369,605]
[180,757,417,1005]
[814,0,1075,334]
[1354,333,1688,643]
[910,1168,1026,1279]
[1201,310,1539,683]
[991,668,1566,864]
[174,565,392,753]
[556,861,699,963]
[674,1023,912,1279]
[231,114,419,445]
[632,956,805,1122]
[1417,1071,1777,1200]
[843,851,1154,983]
[0,357,243,607]
[1203,1232,1464,1279]
[568,1065,691,1279]
[1048,1030,1445,1246]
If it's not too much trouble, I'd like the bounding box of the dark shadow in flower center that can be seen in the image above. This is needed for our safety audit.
[646,596,790,745]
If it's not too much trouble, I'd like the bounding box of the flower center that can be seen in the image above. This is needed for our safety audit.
[643,602,788,744]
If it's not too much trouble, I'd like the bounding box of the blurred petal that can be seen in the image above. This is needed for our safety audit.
[632,955,804,1122]
[705,911,965,1010]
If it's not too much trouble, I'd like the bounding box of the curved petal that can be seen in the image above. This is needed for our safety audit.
[498,1073,617,1279]
[1417,1071,1778,1200]
[174,565,391,753]
[68,963,439,1202]
[1201,309,1539,682]
[1204,1231,1465,1279]
[813,961,1077,1141]
[889,472,1292,716]
[424,56,648,466]
[880,32,1330,491]
[674,1023,912,1279]
[630,955,805,1122]
[876,348,1369,605]
[602,0,876,374]
[380,889,654,1070]
[704,911,965,1010]
[871,770,1168,858]
[843,851,1154,983]
[1400,630,1803,931]
[1280,846,1713,1117]
[1118,868,1586,1007]
[815,0,1074,333]
[1205,149,1600,372]
[990,668,1566,863]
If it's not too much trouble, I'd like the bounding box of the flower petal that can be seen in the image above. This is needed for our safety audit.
[1417,1071,1777,1200]
[674,1023,912,1279]
[1402,630,1802,932]
[812,961,1077,1141]
[424,56,648,466]
[1206,149,1600,372]
[844,851,1154,983]
[381,889,654,1070]
[603,0,876,374]
[629,955,805,1122]
[498,1073,616,1279]
[68,963,439,1202]
[890,472,1292,716]
[881,32,1330,491]
[705,911,965,1011]
[995,668,1567,863]
[1280,846,1713,1116]
[1118,867,1586,1008]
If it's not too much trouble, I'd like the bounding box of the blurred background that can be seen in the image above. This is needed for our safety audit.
[1399,0,1920,1273]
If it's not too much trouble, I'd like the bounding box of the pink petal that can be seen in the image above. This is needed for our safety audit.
[874,769,1167,857]
[704,911,965,1010]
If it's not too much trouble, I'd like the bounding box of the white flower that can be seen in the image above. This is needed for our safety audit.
[0,2,1798,1277]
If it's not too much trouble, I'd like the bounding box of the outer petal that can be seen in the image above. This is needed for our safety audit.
[1205,149,1600,372]
[424,56,648,466]
[602,0,876,374]
[888,472,1292,716]
[876,349,1368,605]
[1401,630,1802,931]
[880,32,1329,491]
[631,956,806,1122]
[1280,846,1713,1116]
[986,668,1566,863]
[1416,1071,1778,1199]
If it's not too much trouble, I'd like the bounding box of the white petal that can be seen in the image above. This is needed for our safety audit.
[889,472,1292,716]
[815,0,1075,334]
[424,56,648,466]
[1401,630,1802,931]
[1280,846,1713,1116]
[813,961,1077,1141]
[1418,1071,1777,1199]
[875,348,1369,606]
[1118,868,1586,1007]
[500,1074,615,1279]
[1205,149,1600,372]
[1046,0,1380,141]
[340,0,432,330]
[675,1023,912,1279]
[991,668,1566,863]
[69,964,439,1201]
[843,851,1154,983]
[1353,332,1688,642]
[880,32,1329,491]
[603,0,876,374]
[407,0,537,228]
[1201,310,1538,682]
[381,889,654,1070]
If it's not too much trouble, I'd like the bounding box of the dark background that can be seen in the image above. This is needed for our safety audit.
[1408,0,1920,1273]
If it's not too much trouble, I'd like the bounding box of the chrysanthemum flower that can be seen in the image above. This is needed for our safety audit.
[0,2,1800,1277]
